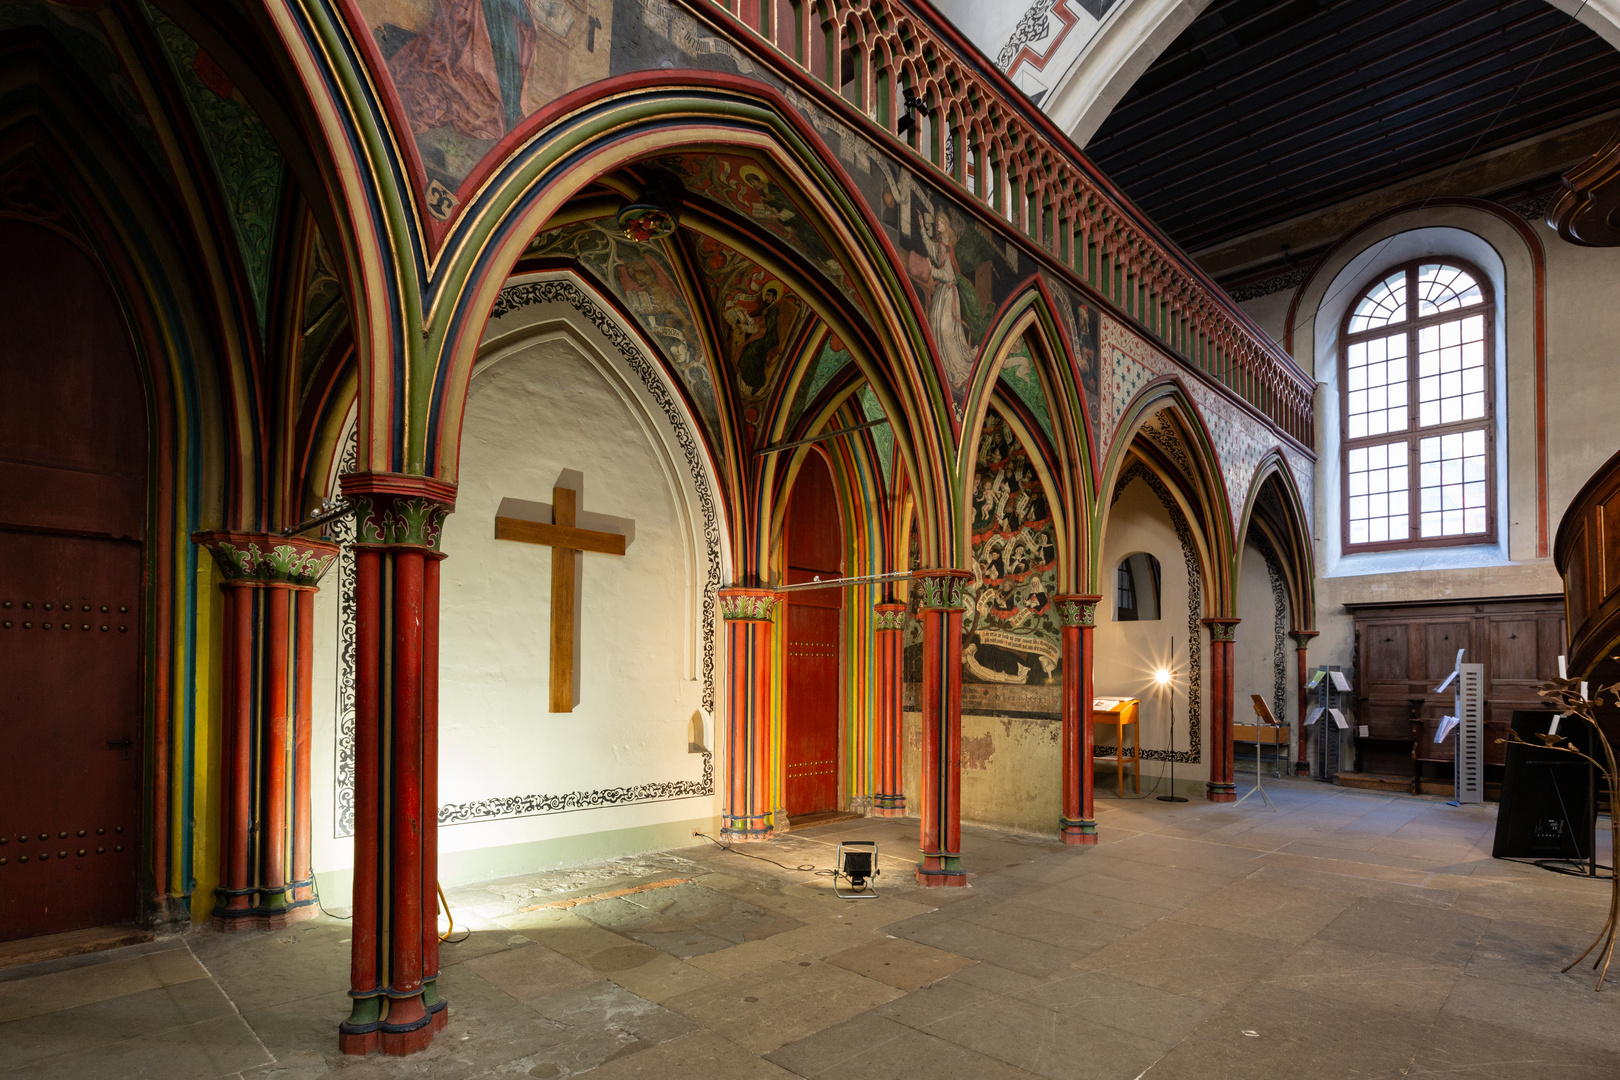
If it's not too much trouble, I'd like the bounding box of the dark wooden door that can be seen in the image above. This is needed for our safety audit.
[783,452,842,818]
[0,219,147,940]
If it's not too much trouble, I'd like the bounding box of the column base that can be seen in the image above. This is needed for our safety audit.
[1206,782,1237,803]
[340,991,449,1056]
[872,795,907,817]
[1294,762,1310,777]
[915,855,966,886]
[1059,818,1098,845]
[211,898,319,932]
[719,822,773,843]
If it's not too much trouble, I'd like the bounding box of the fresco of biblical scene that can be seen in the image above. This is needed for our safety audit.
[524,219,720,435]
[648,154,858,305]
[962,411,1060,685]
[1054,281,1102,435]
[691,235,814,410]
[356,0,612,196]
[902,203,1000,409]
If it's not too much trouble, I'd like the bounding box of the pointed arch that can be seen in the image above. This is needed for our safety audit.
[1094,378,1234,614]
[1236,451,1316,632]
[958,280,1097,594]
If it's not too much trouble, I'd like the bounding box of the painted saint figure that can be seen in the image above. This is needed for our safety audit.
[389,0,537,143]
[913,208,975,391]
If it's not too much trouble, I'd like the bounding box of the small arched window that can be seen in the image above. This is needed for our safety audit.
[1116,553,1161,621]
[1341,260,1494,551]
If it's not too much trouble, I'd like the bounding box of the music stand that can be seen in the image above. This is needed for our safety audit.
[1233,695,1282,811]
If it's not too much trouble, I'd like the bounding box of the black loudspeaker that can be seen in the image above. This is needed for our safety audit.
[1492,709,1595,862]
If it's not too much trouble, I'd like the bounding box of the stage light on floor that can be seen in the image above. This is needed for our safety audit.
[834,840,879,899]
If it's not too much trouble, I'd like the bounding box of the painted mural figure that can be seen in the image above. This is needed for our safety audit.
[912,208,977,392]
[389,0,535,142]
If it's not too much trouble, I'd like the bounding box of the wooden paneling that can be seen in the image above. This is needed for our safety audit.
[1348,595,1565,794]
[1557,447,1620,676]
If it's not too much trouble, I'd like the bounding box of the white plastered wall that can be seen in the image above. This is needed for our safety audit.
[1272,204,1615,673]
[1094,474,1208,793]
[1232,541,1295,767]
[308,277,725,901]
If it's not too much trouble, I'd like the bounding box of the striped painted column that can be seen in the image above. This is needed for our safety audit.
[871,602,907,816]
[195,532,338,928]
[1291,630,1317,776]
[914,571,970,886]
[1205,618,1241,802]
[719,588,779,842]
[1057,595,1102,844]
[337,473,455,1056]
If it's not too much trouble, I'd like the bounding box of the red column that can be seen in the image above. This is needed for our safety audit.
[1204,618,1240,802]
[221,583,253,917]
[337,473,455,1056]
[263,587,290,910]
[198,532,339,929]
[915,571,969,886]
[1058,596,1102,844]
[719,588,779,841]
[293,596,315,906]
[1291,630,1317,776]
[872,602,907,817]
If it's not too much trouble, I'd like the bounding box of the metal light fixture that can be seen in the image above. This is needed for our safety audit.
[834,840,879,899]
[1157,637,1188,803]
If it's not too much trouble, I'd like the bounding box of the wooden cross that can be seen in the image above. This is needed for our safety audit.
[495,482,630,712]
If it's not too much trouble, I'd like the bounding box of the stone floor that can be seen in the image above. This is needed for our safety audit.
[4,779,1619,1079]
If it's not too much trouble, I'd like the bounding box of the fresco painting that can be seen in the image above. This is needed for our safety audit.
[691,235,814,409]
[903,204,997,407]
[787,337,854,428]
[650,154,858,304]
[524,219,721,435]
[998,336,1054,442]
[962,411,1061,686]
[901,411,1061,690]
[355,0,611,196]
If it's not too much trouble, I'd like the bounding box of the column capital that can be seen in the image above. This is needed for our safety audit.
[195,531,340,587]
[1203,617,1241,642]
[1055,594,1104,628]
[873,602,908,631]
[914,569,972,612]
[718,587,779,621]
[340,472,457,550]
[1289,629,1320,647]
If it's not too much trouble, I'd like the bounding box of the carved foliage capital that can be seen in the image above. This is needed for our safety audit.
[196,532,340,587]
[873,603,908,632]
[1055,595,1103,628]
[915,571,971,612]
[718,588,779,622]
[1204,618,1240,643]
[340,472,457,550]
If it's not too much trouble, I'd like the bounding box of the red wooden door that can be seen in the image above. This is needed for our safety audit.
[783,452,842,818]
[0,219,147,940]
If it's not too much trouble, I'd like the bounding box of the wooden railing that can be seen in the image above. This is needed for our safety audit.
[692,0,1317,449]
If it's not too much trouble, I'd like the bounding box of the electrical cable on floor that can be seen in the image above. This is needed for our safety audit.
[438,881,471,943]
[309,869,470,943]
[693,832,837,877]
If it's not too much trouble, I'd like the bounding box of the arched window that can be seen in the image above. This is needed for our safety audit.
[1341,260,1494,550]
[1116,552,1161,621]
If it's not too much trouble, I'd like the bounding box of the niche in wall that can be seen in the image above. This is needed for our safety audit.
[1116,552,1161,621]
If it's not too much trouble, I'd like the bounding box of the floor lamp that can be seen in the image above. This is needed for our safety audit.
[1157,636,1188,803]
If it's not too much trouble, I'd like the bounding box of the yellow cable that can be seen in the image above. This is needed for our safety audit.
[437,881,455,942]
